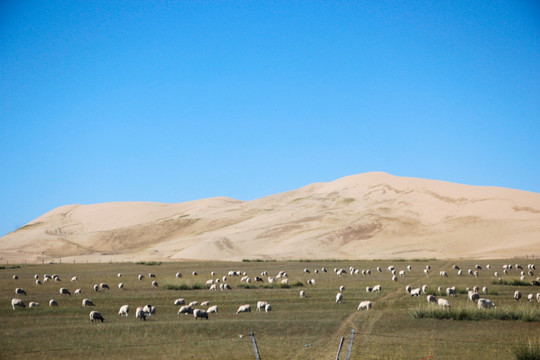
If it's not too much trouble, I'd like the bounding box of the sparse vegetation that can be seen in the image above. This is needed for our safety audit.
[411,304,540,322]
[493,279,532,286]
[512,338,540,360]
[135,261,162,266]
[163,283,203,290]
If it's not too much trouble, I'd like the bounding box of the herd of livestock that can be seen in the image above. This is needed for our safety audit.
[8,262,540,323]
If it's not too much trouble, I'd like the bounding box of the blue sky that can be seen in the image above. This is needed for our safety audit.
[1,1,539,236]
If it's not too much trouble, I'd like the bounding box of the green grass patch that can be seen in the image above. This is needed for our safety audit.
[411,305,540,322]
[511,338,540,360]
[163,283,204,290]
[135,261,162,266]
[493,279,531,286]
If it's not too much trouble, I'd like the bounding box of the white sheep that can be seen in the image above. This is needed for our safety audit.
[514,291,522,301]
[59,288,71,296]
[307,279,316,285]
[11,298,25,310]
[89,311,104,323]
[178,306,193,315]
[357,301,372,310]
[427,295,437,303]
[446,287,456,297]
[193,309,208,320]
[82,298,95,307]
[399,270,406,277]
[49,299,58,307]
[392,276,398,282]
[440,271,448,277]
[336,292,343,303]
[93,284,99,292]
[265,304,272,312]
[71,276,78,282]
[36,280,42,286]
[366,286,373,293]
[421,285,428,294]
[15,288,27,296]
[257,301,268,311]
[468,291,480,303]
[118,273,122,277]
[148,273,156,278]
[29,302,40,308]
[118,283,124,290]
[405,285,412,293]
[482,286,488,294]
[410,288,421,297]
[138,274,144,280]
[537,293,540,302]
[478,298,496,309]
[236,304,251,314]
[174,298,186,306]
[74,288,82,295]
[372,285,382,292]
[151,281,158,288]
[143,304,156,316]
[339,285,345,292]
[118,304,129,316]
[207,305,218,314]
[209,284,217,291]
[527,294,534,302]
[176,272,183,278]
[300,290,306,298]
[100,283,110,291]
[188,301,198,307]
[437,298,450,307]
[136,307,147,320]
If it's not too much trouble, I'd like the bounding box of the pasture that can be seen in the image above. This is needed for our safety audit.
[1,259,539,359]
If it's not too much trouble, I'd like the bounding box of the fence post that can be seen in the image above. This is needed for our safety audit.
[345,329,356,360]
[249,332,261,360]
[336,336,345,360]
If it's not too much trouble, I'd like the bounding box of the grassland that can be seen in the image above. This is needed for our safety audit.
[1,259,539,359]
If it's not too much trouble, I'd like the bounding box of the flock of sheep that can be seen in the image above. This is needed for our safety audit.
[9,261,540,324]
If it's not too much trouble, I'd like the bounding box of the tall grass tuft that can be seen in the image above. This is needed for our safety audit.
[411,305,540,322]
[493,279,531,286]
[136,261,162,266]
[511,338,540,360]
[163,283,203,290]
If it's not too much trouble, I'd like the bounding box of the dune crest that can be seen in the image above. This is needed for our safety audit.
[1,172,539,263]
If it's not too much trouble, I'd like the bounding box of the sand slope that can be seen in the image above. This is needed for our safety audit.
[1,172,539,263]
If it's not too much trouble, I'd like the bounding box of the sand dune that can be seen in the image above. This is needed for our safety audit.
[1,172,539,263]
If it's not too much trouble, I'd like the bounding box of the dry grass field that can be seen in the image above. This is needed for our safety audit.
[1,259,539,359]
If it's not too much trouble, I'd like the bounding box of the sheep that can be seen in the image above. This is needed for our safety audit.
[49,299,58,307]
[118,283,124,290]
[209,284,217,291]
[482,286,488,294]
[174,298,186,306]
[205,279,214,286]
[339,285,345,292]
[59,288,71,296]
[405,285,412,293]
[100,283,110,291]
[93,284,99,292]
[71,276,78,282]
[357,301,372,311]
[11,298,25,310]
[372,285,382,292]
[468,291,480,303]
[424,269,430,275]
[307,279,316,286]
[34,274,39,279]
[82,299,95,307]
[176,272,183,278]
[387,265,395,272]
[399,270,406,277]
[207,305,218,314]
[421,285,428,294]
[136,307,147,320]
[336,292,343,303]
[74,288,82,295]
[527,294,534,302]
[192,271,198,276]
[143,304,156,316]
[13,275,18,280]
[138,274,144,280]
[537,293,540,302]
[300,290,306,298]
[118,273,122,277]
[151,281,158,288]
[36,280,42,285]
[514,291,522,301]
[15,288,26,296]
[52,274,61,282]
[89,311,104,323]
[257,301,268,311]
[148,273,156,278]
[188,301,198,307]
[392,276,398,282]
[437,298,450,307]
[194,309,208,320]
[446,287,456,297]
[366,286,373,293]
[457,270,463,276]
[281,279,289,285]
[478,298,496,309]
[236,304,251,314]
[29,302,40,308]
[410,288,421,297]
[494,272,500,278]
[118,304,129,316]
[407,265,412,271]
[178,306,193,315]
[304,268,310,273]
[265,304,272,312]
[427,295,437,303]
[440,271,448,277]
[453,265,460,270]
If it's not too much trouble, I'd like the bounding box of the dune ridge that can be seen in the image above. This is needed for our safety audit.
[1,172,539,263]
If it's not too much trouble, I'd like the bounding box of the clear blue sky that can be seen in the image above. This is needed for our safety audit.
[1,1,539,236]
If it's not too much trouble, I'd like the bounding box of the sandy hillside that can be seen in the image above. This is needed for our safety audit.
[1,172,539,263]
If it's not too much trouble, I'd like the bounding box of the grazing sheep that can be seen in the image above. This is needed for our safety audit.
[372,285,382,292]
[256,301,268,311]
[74,289,82,295]
[151,281,158,288]
[100,283,110,291]
[336,293,343,303]
[281,279,289,285]
[178,306,193,315]
[176,272,183,278]
[376,267,382,272]
[236,304,251,314]
[192,271,198,276]
[410,288,421,297]
[392,276,398,282]
[357,301,372,311]
[494,272,500,278]
[537,293,540,302]
[366,286,373,293]
[89,311,104,323]
[199,301,210,307]
[265,304,272,312]
[36,280,42,285]
[143,304,156,316]
[193,309,208,320]
[138,274,144,280]
[117,273,122,277]
[527,294,534,302]
[82,299,95,307]
[174,298,186,306]
[300,290,306,298]
[188,301,198,307]
[482,287,488,294]
[93,284,99,292]
[453,265,460,270]
[207,305,218,314]
[148,273,156,278]
[407,265,412,271]
[209,284,217,291]
[339,285,345,292]
[399,270,406,277]
[49,299,58,307]
[304,268,310,273]
[71,276,78,282]
[15,288,26,296]
[307,279,316,286]
[514,291,522,301]
[11,298,25,310]
[468,291,480,303]
[13,275,18,280]
[478,298,496,309]
[52,274,61,282]
[405,285,412,293]
[421,285,428,294]
[440,271,448,277]
[34,274,39,279]
[437,298,450,308]
[427,295,437,303]
[118,304,129,316]
[446,287,456,297]
[59,288,71,296]
[424,269,430,275]
[457,270,463,276]
[118,283,124,290]
[29,302,40,308]
[136,307,147,320]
